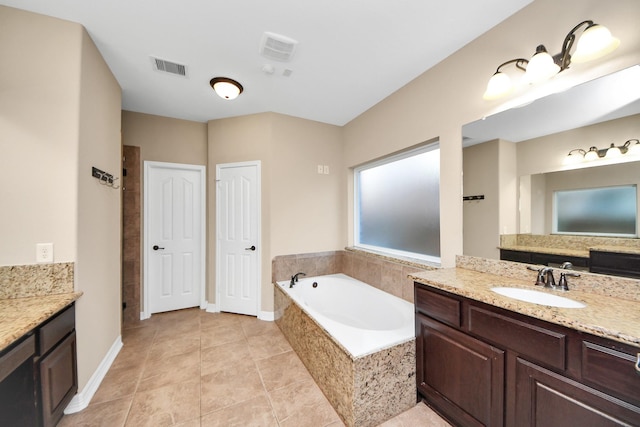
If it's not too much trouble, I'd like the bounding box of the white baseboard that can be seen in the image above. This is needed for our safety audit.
[206,302,219,313]
[258,311,274,321]
[64,335,123,414]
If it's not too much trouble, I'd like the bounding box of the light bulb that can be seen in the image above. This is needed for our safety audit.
[564,150,584,165]
[584,147,599,161]
[604,144,622,159]
[628,141,640,156]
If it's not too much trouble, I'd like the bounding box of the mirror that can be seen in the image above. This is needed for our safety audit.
[461,65,640,265]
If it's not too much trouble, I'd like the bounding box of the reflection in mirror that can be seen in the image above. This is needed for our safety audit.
[462,66,640,277]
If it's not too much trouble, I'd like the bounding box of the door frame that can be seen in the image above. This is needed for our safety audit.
[215,160,262,316]
[143,161,206,319]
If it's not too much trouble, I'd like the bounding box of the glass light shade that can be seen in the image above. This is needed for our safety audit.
[605,144,622,159]
[571,24,620,63]
[584,147,599,161]
[483,72,513,100]
[210,77,243,100]
[523,47,560,84]
[628,141,640,156]
[564,150,584,165]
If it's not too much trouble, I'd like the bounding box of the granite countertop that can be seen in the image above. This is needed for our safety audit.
[411,268,640,348]
[0,292,82,353]
[498,245,589,258]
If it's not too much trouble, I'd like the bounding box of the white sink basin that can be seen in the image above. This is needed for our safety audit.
[491,287,586,309]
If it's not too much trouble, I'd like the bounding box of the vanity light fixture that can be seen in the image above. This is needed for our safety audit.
[210,77,243,100]
[564,139,639,164]
[483,20,620,100]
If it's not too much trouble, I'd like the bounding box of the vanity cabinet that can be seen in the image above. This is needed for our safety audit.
[415,282,640,427]
[590,250,640,279]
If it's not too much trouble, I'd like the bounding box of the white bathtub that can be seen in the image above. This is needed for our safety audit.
[276,273,414,358]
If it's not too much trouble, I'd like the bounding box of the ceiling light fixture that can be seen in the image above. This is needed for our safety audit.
[564,139,639,164]
[483,20,620,100]
[210,77,243,100]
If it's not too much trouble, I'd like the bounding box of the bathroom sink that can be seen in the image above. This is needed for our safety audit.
[491,287,586,308]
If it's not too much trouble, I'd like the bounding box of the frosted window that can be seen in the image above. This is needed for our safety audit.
[355,145,440,262]
[554,185,637,237]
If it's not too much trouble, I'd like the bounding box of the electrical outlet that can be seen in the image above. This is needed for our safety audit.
[36,243,54,263]
[323,165,330,174]
[317,165,324,174]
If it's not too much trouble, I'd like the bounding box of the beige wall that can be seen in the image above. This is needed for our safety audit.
[0,6,122,392]
[208,113,344,312]
[343,0,640,267]
[121,111,208,305]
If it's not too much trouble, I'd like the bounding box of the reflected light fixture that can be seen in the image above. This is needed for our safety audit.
[565,139,639,163]
[483,20,620,100]
[210,77,243,100]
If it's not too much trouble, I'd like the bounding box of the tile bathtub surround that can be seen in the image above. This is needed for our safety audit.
[0,262,74,299]
[457,255,640,302]
[275,286,416,427]
[272,249,436,304]
[59,307,447,427]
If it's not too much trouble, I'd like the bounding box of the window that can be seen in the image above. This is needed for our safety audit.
[354,144,440,263]
[553,185,637,237]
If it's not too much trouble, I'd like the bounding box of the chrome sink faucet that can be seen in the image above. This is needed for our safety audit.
[289,272,306,288]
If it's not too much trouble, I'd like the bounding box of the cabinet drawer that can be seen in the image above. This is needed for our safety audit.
[39,305,75,356]
[468,306,567,370]
[582,341,640,406]
[415,285,460,328]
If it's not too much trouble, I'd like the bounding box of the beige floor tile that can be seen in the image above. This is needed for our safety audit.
[200,311,242,329]
[256,350,313,391]
[239,316,281,337]
[110,343,150,371]
[58,397,132,427]
[246,328,293,360]
[122,324,157,345]
[268,378,331,421]
[200,323,246,349]
[200,395,278,427]
[139,349,201,391]
[125,380,200,427]
[378,402,452,427]
[147,334,201,360]
[279,400,344,427]
[201,340,253,376]
[200,362,265,415]
[91,363,142,404]
[154,318,201,341]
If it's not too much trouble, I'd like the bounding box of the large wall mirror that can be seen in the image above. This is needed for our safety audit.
[461,65,640,266]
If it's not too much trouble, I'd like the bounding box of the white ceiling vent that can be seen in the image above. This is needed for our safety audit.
[151,57,187,77]
[260,32,298,62]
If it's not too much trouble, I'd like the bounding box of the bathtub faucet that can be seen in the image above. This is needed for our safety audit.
[290,272,306,288]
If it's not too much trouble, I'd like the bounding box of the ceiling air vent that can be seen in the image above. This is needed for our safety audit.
[151,57,187,77]
[260,32,298,62]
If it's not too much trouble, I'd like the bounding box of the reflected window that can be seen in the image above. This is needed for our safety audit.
[553,185,637,237]
[354,143,440,263]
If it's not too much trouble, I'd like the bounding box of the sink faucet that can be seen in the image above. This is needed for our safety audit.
[289,272,306,288]
[527,265,579,291]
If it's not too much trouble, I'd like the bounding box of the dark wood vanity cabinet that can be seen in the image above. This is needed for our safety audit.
[415,283,640,427]
[0,303,76,427]
[590,250,640,279]
[36,303,78,427]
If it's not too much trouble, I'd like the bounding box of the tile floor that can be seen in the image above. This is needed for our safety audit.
[59,308,451,427]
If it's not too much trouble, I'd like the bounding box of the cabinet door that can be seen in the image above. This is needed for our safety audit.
[515,357,640,426]
[39,331,78,427]
[417,313,504,427]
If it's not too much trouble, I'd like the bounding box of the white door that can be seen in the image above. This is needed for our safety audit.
[216,161,261,316]
[145,161,205,316]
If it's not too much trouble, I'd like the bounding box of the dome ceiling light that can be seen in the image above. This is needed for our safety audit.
[483,20,620,101]
[210,77,244,100]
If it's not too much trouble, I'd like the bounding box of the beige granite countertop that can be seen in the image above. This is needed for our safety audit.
[411,268,640,348]
[498,245,589,258]
[0,292,82,353]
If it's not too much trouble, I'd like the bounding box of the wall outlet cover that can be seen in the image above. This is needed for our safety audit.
[36,243,54,263]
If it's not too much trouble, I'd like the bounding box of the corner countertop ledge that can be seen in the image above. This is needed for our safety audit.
[0,292,83,353]
[411,268,640,348]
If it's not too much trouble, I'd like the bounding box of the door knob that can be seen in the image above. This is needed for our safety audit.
[245,245,256,251]
[152,245,165,250]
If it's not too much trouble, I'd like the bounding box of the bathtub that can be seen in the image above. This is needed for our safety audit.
[274,273,416,427]
[276,273,414,357]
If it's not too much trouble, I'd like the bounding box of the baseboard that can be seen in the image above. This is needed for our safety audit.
[206,302,219,313]
[64,335,123,414]
[258,310,275,321]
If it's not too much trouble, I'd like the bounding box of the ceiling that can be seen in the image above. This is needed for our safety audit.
[1,0,532,125]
